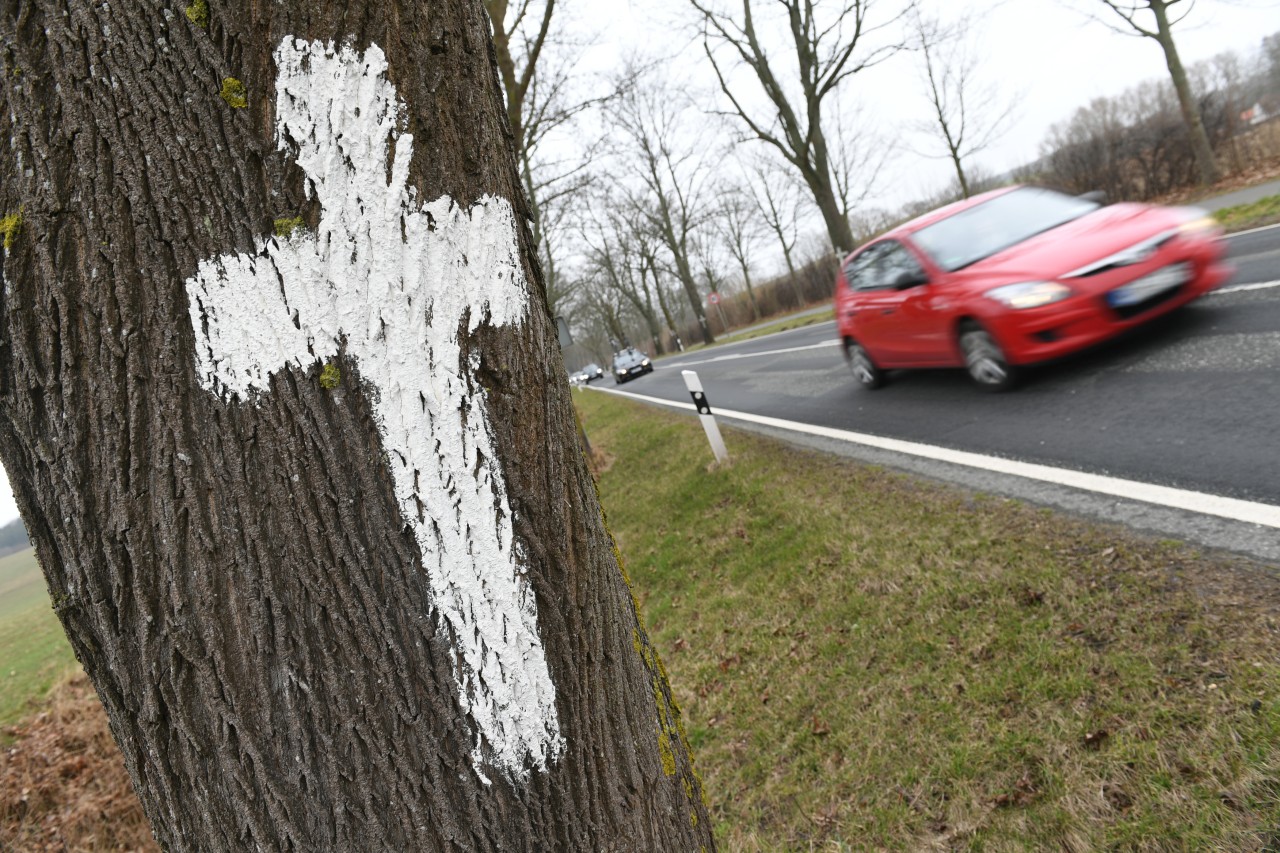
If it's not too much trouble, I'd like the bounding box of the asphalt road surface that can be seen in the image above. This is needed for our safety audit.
[597,223,1280,563]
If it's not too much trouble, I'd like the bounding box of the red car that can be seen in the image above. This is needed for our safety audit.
[834,186,1233,391]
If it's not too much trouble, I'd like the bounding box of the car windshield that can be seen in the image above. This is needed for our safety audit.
[911,187,1100,272]
[614,350,644,367]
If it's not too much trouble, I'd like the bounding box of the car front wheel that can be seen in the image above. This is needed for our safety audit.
[845,339,885,390]
[959,324,1017,391]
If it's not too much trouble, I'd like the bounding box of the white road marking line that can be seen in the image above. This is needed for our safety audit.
[588,386,1280,530]
[663,340,840,369]
[1212,279,1280,295]
[1225,221,1280,239]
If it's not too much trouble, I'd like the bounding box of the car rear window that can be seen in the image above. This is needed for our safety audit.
[911,187,1100,272]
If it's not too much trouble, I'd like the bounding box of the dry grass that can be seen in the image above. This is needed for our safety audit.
[1,672,156,852]
[579,390,1280,850]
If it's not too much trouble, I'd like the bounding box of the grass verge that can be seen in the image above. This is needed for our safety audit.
[1214,193,1280,233]
[5,399,1280,849]
[671,306,835,357]
[0,548,78,736]
[579,390,1280,851]
[715,307,835,345]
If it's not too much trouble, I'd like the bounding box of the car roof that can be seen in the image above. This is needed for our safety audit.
[878,185,1022,243]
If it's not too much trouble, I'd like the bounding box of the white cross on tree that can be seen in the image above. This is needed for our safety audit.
[184,38,562,779]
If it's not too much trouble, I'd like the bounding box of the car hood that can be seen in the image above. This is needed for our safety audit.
[943,203,1193,283]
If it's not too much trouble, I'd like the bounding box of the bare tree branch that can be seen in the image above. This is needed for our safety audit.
[687,0,913,252]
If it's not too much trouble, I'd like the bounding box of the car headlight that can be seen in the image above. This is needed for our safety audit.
[985,281,1072,309]
[1178,210,1221,238]
[641,359,650,366]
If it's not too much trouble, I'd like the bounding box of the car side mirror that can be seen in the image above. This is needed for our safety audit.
[1078,190,1106,205]
[893,271,929,289]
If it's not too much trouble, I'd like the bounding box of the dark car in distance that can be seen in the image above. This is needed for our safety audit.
[834,186,1232,391]
[611,348,653,383]
[573,362,604,384]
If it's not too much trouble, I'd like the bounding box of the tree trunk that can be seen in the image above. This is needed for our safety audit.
[1152,1,1220,186]
[738,263,760,321]
[799,156,855,256]
[804,132,856,256]
[0,2,713,850]
[951,147,972,199]
[673,250,715,345]
[649,267,685,352]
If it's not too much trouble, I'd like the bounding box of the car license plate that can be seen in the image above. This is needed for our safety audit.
[1107,262,1189,307]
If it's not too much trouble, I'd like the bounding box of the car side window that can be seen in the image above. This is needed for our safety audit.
[877,241,926,289]
[843,245,886,292]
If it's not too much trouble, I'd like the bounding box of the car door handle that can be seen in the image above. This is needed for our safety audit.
[881,308,895,315]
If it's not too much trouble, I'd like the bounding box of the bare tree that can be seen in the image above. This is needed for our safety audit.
[690,0,912,253]
[908,7,1018,199]
[485,1,612,316]
[0,1,713,848]
[608,69,718,343]
[748,159,806,306]
[1087,0,1221,185]
[485,0,556,148]
[582,202,670,353]
[715,185,767,320]
[634,222,691,351]
[1266,31,1280,91]
[577,267,635,351]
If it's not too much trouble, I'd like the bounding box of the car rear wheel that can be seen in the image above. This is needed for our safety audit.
[959,324,1017,391]
[845,339,885,390]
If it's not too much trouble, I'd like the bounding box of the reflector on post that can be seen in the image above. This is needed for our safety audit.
[682,370,728,463]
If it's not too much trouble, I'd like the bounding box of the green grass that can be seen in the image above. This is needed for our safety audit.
[0,548,78,734]
[669,307,835,357]
[580,391,1280,851]
[715,307,835,344]
[1214,193,1280,233]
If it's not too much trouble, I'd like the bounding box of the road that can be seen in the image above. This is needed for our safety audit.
[595,223,1280,561]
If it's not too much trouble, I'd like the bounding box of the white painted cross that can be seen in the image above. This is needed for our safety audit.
[184,38,562,780]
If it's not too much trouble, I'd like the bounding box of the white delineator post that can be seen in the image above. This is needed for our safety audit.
[682,370,728,463]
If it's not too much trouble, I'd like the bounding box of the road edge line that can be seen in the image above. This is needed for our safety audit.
[586,386,1280,530]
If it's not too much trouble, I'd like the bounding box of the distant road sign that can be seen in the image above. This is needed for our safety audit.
[708,292,720,305]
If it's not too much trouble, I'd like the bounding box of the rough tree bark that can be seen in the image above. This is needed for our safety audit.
[0,1,712,850]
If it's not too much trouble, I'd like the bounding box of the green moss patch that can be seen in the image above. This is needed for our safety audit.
[273,216,305,239]
[219,77,247,109]
[319,362,341,390]
[185,0,209,28]
[0,210,23,250]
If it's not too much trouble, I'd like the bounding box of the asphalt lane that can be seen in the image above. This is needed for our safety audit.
[613,225,1280,516]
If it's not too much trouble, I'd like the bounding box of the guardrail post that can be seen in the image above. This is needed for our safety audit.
[682,370,729,464]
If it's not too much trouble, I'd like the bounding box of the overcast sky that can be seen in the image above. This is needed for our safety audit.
[578,0,1277,211]
[0,0,1274,528]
